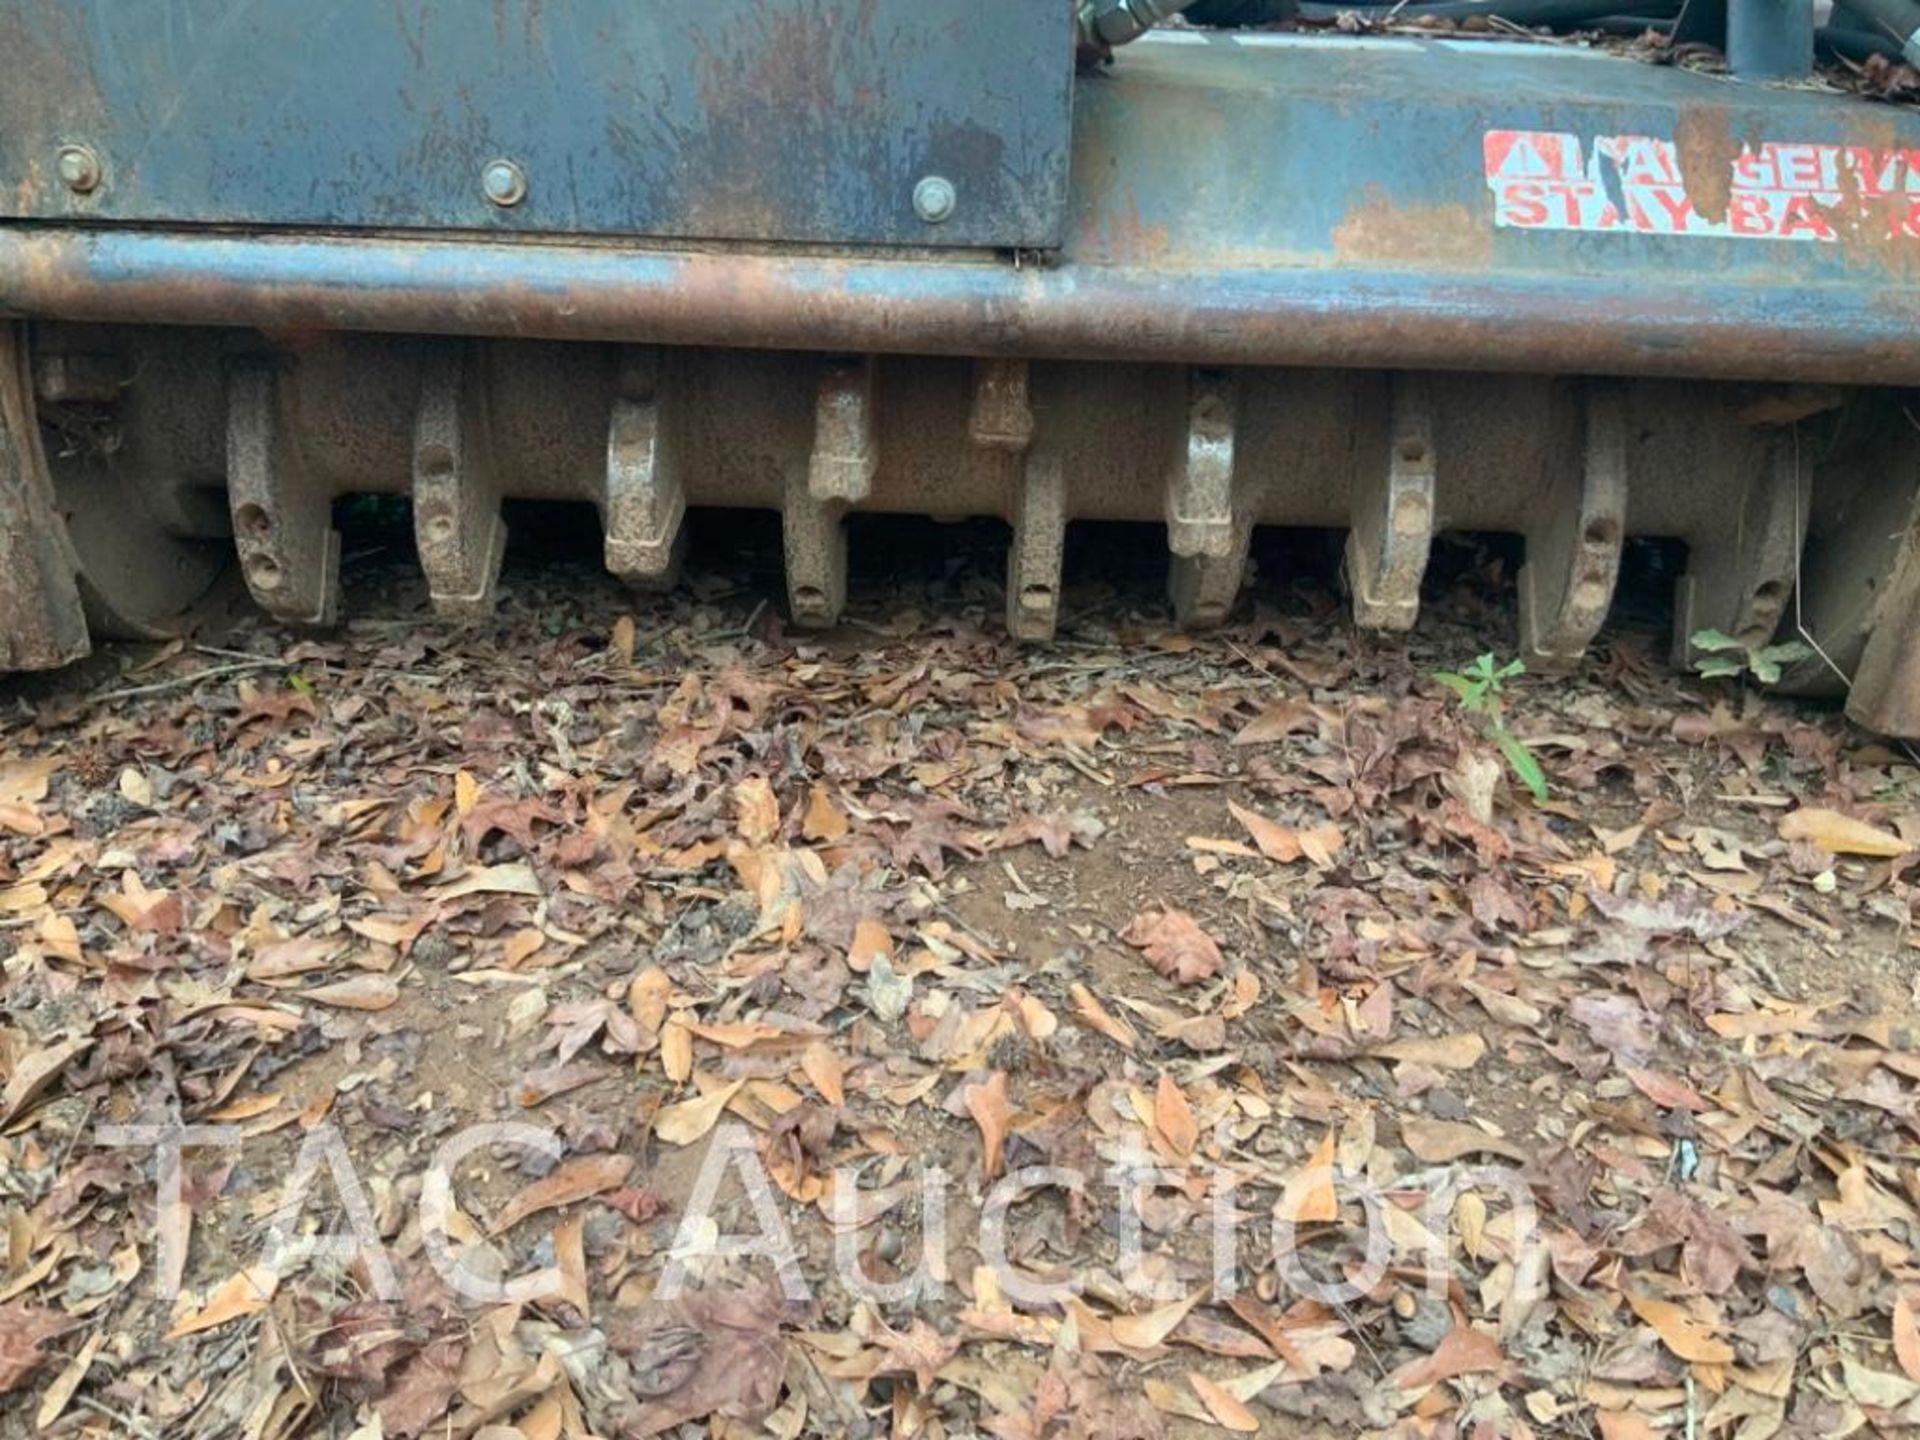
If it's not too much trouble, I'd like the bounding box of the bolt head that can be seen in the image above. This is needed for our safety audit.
[913,174,956,225]
[481,159,527,208]
[56,145,101,195]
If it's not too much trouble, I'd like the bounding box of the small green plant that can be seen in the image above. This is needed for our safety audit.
[1688,628,1813,685]
[1433,653,1549,803]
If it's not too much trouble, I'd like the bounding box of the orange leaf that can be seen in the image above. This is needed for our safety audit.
[652,1079,745,1147]
[166,1265,280,1339]
[1069,983,1138,1050]
[1375,1033,1486,1070]
[1777,806,1908,857]
[304,974,399,1011]
[802,1042,846,1107]
[1156,1073,1198,1160]
[733,777,780,846]
[1389,1325,1505,1389]
[1190,1372,1261,1432]
[1596,1414,1658,1440]
[1227,801,1343,868]
[1627,1291,1734,1365]
[1895,1294,1920,1383]
[1122,907,1224,986]
[1110,1289,1204,1350]
[1278,1130,1338,1225]
[489,1153,635,1234]
[848,917,894,974]
[965,1071,1012,1180]
[802,784,850,842]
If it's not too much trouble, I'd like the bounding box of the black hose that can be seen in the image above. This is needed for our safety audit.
[1817,21,1906,57]
[1185,0,1299,21]
[1823,0,1920,55]
[1296,0,1678,23]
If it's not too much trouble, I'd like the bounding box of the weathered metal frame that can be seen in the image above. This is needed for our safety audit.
[6,29,1920,734]
[0,0,1076,251]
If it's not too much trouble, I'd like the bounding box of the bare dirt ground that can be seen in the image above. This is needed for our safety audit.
[3,513,1919,1439]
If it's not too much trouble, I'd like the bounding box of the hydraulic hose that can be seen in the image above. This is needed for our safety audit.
[1823,0,1920,60]
[1079,0,1205,47]
[1295,0,1680,24]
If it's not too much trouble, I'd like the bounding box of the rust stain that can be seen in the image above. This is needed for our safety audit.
[1102,191,1172,266]
[1332,189,1493,270]
[1673,106,1742,226]
[1810,116,1920,284]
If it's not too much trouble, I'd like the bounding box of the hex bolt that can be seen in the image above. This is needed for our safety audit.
[913,174,956,225]
[481,159,527,208]
[56,144,101,195]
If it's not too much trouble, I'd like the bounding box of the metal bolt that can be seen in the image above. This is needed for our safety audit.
[913,175,956,225]
[481,159,527,208]
[56,144,101,195]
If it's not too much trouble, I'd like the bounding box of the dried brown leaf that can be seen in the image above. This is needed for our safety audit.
[965,1071,1012,1181]
[306,974,400,1011]
[1375,1033,1486,1070]
[1111,1289,1204,1350]
[1626,1290,1734,1365]
[1777,806,1908,857]
[489,1153,635,1234]
[1122,907,1224,986]
[1155,1073,1198,1160]
[0,1305,68,1393]
[1189,1371,1260,1432]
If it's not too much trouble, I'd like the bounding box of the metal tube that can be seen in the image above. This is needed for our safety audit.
[1726,0,1814,76]
[1080,0,1202,47]
[4,229,1920,385]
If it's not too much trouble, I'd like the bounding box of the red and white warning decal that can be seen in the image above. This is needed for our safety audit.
[1484,128,1920,241]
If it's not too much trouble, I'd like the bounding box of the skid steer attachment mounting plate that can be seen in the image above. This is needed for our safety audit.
[0,0,1074,250]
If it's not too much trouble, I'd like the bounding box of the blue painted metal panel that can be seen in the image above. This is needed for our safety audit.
[0,0,1074,250]
[1072,33,1920,288]
[5,35,1920,381]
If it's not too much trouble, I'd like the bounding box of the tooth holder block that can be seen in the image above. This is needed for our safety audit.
[5,13,1920,727]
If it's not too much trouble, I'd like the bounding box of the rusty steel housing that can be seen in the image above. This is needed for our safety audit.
[4,11,1920,730]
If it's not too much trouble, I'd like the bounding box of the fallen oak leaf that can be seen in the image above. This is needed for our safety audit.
[1111,1289,1206,1350]
[1596,1413,1659,1440]
[0,1036,93,1128]
[1777,806,1908,858]
[1622,1066,1710,1112]
[1399,1116,1528,1164]
[1896,1294,1920,1384]
[166,1264,280,1339]
[1843,1356,1920,1409]
[1228,800,1343,868]
[1374,1033,1486,1070]
[1189,1371,1261,1432]
[1155,1073,1198,1161]
[34,1328,102,1430]
[1388,1325,1505,1389]
[246,935,346,981]
[488,1153,635,1235]
[1626,1290,1734,1365]
[1277,1129,1339,1225]
[305,974,401,1011]
[1232,700,1320,745]
[847,917,893,974]
[801,784,850,842]
[1122,907,1224,986]
[1069,983,1139,1049]
[800,1042,846,1107]
[0,1304,70,1392]
[432,862,543,900]
[652,1079,746,1147]
[964,1070,1012,1180]
[732,776,780,846]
